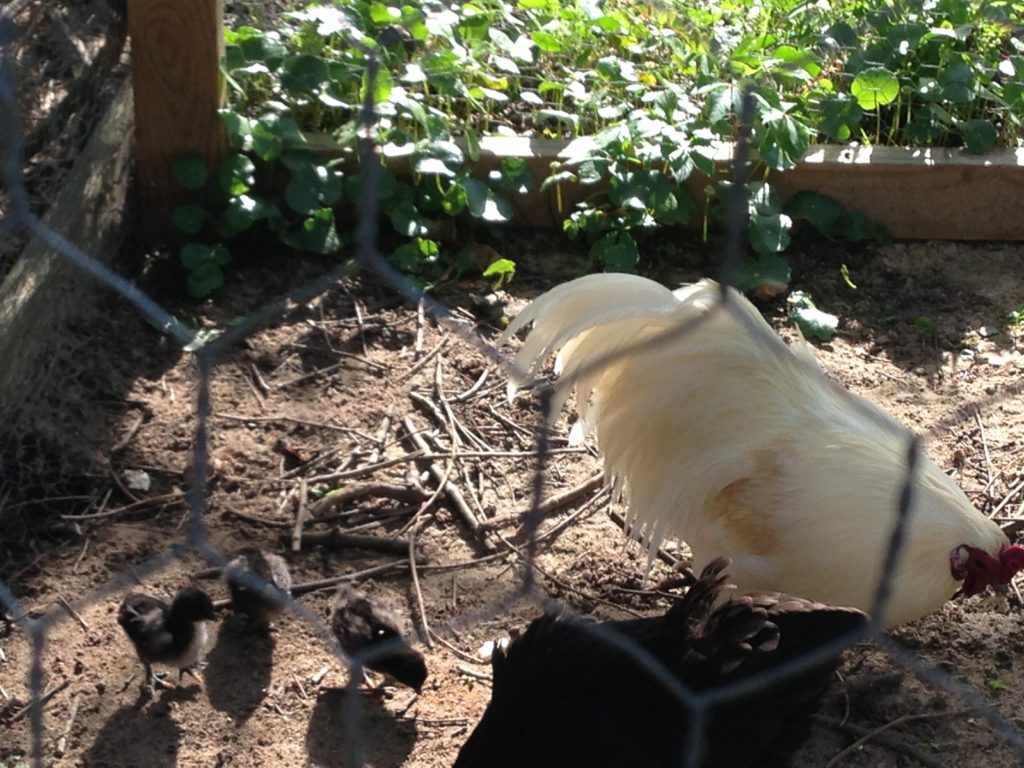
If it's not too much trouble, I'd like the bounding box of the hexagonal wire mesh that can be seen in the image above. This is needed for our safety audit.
[3,7,1024,768]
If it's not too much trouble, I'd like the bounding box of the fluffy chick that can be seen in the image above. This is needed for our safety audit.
[117,586,217,693]
[224,547,292,625]
[330,583,427,692]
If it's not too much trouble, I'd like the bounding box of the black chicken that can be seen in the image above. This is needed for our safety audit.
[330,583,427,692]
[224,547,292,625]
[454,558,868,768]
[117,586,217,693]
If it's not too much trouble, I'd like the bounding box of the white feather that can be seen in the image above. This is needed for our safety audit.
[505,274,1006,627]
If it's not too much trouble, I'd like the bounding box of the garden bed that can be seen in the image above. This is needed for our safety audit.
[380,137,1024,239]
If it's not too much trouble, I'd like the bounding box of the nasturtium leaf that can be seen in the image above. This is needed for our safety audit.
[788,291,838,341]
[851,67,899,109]
[174,154,208,190]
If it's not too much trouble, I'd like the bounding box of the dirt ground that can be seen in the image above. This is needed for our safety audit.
[1,233,1024,768]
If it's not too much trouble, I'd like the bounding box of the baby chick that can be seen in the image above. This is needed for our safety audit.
[330,583,427,692]
[117,586,217,693]
[224,547,292,625]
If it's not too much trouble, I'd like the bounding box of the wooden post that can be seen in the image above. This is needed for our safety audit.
[127,0,225,243]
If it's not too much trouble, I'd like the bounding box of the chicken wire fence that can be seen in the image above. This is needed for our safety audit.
[1,4,1024,767]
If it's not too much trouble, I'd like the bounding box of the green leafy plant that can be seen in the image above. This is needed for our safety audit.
[172,0,1023,296]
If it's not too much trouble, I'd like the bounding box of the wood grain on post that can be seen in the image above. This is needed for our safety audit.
[128,0,226,242]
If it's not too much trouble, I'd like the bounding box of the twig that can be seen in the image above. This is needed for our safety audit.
[54,692,81,757]
[414,297,426,358]
[292,479,309,553]
[278,447,344,481]
[368,411,393,465]
[57,595,89,632]
[536,487,612,543]
[310,665,330,686]
[354,298,369,356]
[453,367,491,402]
[398,337,448,381]
[402,416,496,552]
[72,536,90,574]
[988,476,1024,519]
[241,363,267,411]
[399,454,455,536]
[310,483,429,515]
[480,472,606,531]
[819,709,970,768]
[223,507,291,528]
[110,412,146,453]
[60,491,185,521]
[249,362,271,395]
[8,679,69,723]
[293,529,427,562]
[215,413,377,440]
[301,451,425,484]
[429,630,480,664]
[290,561,409,597]
[975,407,993,492]
[409,521,433,649]
[456,665,492,683]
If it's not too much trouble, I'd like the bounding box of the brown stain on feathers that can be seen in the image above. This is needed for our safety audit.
[708,448,783,556]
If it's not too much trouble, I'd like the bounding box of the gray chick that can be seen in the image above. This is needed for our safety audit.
[330,583,427,692]
[224,547,292,625]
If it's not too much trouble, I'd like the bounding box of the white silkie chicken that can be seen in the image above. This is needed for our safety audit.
[504,275,1024,627]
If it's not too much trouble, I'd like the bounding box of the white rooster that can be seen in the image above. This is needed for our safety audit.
[504,274,1024,627]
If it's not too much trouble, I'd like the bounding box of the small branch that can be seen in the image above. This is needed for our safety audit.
[72,536,91,574]
[430,631,480,664]
[402,416,496,552]
[54,692,82,757]
[453,367,491,402]
[409,521,433,649]
[291,479,309,553]
[223,507,290,528]
[975,407,994,493]
[301,451,425,484]
[110,412,146,453]
[310,483,429,516]
[398,337,448,381]
[61,491,185,521]
[57,595,89,632]
[290,561,409,597]
[988,476,1024,519]
[293,530,427,562]
[456,665,492,683]
[480,472,606,531]
[414,298,426,358]
[9,679,69,723]
[816,710,970,768]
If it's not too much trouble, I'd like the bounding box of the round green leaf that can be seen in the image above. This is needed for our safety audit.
[462,178,513,223]
[217,154,256,197]
[961,119,997,154]
[280,54,329,93]
[173,205,207,234]
[174,154,208,190]
[187,262,225,298]
[285,163,343,214]
[590,231,639,272]
[851,67,899,110]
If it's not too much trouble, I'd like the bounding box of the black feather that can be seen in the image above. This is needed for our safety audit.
[117,586,217,691]
[454,557,867,768]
